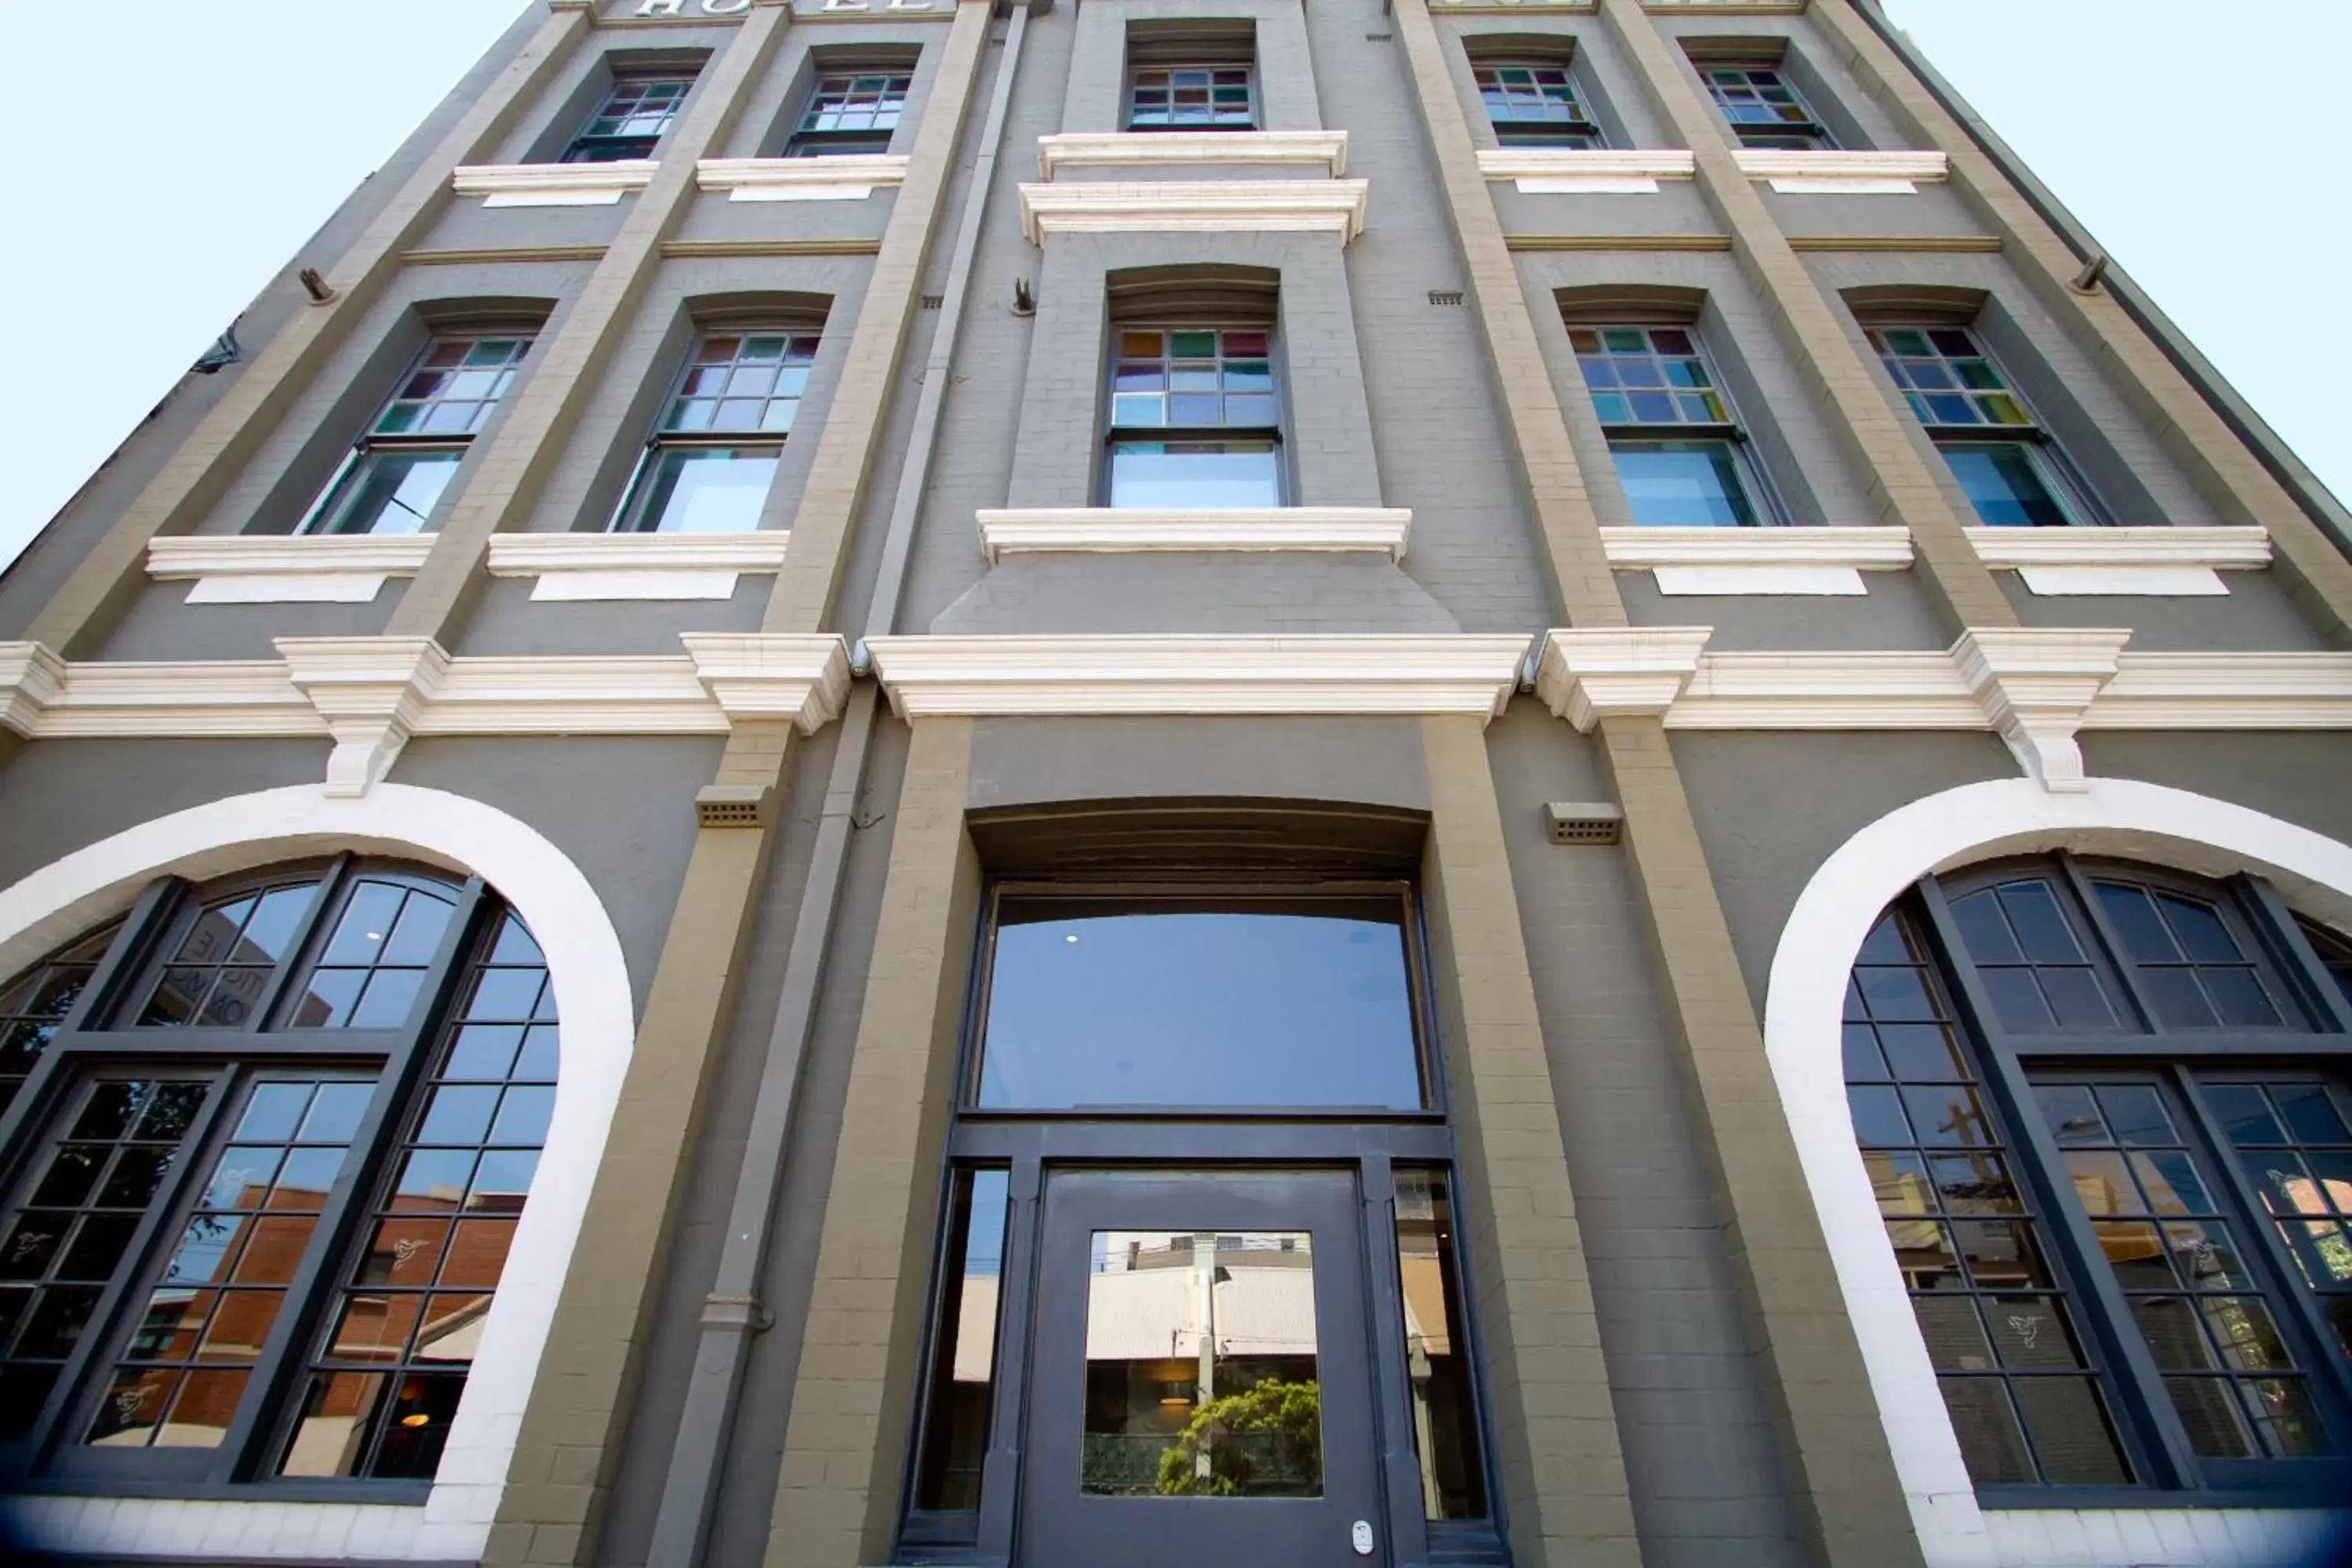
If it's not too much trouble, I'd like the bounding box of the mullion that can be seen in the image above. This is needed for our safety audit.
[1914,884,2180,1486]
[252,857,355,1032]
[2056,855,2164,1034]
[2238,876,2352,1035]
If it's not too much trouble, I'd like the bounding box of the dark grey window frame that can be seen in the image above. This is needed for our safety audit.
[608,328,821,535]
[1882,852,2352,1510]
[0,857,515,1504]
[296,333,535,539]
[780,67,915,157]
[895,874,1513,1567]
[1472,60,1605,149]
[1867,324,2107,528]
[1098,322,1287,510]
[561,72,696,163]
[1700,61,1835,151]
[1571,321,1786,528]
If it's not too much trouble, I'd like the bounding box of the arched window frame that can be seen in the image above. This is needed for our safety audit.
[1866,850,2352,1506]
[0,853,548,1502]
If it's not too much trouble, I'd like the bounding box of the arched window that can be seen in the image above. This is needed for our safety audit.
[1846,855,2352,1501]
[0,857,554,1495]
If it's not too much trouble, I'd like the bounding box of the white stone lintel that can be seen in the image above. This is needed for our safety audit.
[1965,525,2269,597]
[486,530,789,602]
[452,161,657,207]
[695,154,909,201]
[1602,525,1910,597]
[1018,180,1369,243]
[1535,626,1713,731]
[1038,132,1349,180]
[1733,149,1947,194]
[976,508,1410,564]
[1476,147,1696,195]
[148,534,435,604]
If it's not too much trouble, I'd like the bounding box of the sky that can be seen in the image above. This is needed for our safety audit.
[0,0,2343,575]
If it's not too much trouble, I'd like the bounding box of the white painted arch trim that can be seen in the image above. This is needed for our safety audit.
[147,535,434,606]
[1037,131,1349,180]
[0,784,636,1563]
[975,507,1410,563]
[452,160,656,207]
[1475,147,1696,194]
[1017,180,1369,243]
[1764,777,2352,1567]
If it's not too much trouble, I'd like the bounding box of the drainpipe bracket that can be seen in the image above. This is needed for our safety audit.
[700,1293,774,1334]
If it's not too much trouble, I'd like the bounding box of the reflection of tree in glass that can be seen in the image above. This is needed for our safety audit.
[1155,1378,1320,1497]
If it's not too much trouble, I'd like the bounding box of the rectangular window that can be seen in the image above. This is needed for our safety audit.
[911,1169,1010,1512]
[1868,327,2100,527]
[1474,63,1601,148]
[1392,1170,1487,1520]
[1127,64,1258,130]
[1105,328,1281,509]
[612,332,816,534]
[1702,65,1832,150]
[783,71,911,156]
[299,336,532,537]
[975,890,1423,1110]
[563,74,694,163]
[1570,325,1773,527]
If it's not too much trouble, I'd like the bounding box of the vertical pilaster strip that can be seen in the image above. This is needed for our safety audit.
[484,723,800,1568]
[1390,0,1625,630]
[24,5,590,658]
[386,1,795,644]
[1595,0,2014,634]
[768,717,978,1568]
[1418,714,1641,1568]
[1596,714,1925,1568]
[763,0,994,637]
[1816,0,2352,645]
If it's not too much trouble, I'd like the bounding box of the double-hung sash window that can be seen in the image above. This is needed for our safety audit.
[1849,856,2352,1498]
[614,332,818,535]
[1570,325,1773,526]
[0,858,557,1491]
[1869,327,2100,527]
[1105,328,1281,509]
[299,336,532,537]
[1703,65,1833,150]
[563,74,693,163]
[782,71,911,156]
[1474,63,1602,147]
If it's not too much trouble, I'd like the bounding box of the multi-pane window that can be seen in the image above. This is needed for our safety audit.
[2300,920,2352,1012]
[783,71,911,156]
[1127,65,1256,130]
[0,858,554,1492]
[1848,911,2132,1484]
[1570,325,1773,526]
[1702,65,1832,150]
[1473,64,1601,148]
[1105,328,1281,509]
[614,332,818,534]
[0,927,115,1121]
[1867,327,2099,527]
[562,74,693,163]
[299,336,532,537]
[1849,855,2352,1496]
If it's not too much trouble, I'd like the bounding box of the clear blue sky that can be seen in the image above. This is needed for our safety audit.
[0,0,2341,575]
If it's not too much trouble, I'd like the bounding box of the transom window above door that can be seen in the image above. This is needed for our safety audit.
[1845,855,2352,1500]
[0,858,557,1494]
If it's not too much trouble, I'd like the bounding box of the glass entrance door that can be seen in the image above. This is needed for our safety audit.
[1020,1170,1385,1566]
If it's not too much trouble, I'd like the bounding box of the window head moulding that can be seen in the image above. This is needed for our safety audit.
[975,507,1412,564]
[1962,524,2272,597]
[1596,525,1914,597]
[1017,180,1370,244]
[453,161,656,207]
[145,535,437,605]
[485,530,791,602]
[1476,148,1696,195]
[1036,132,1351,180]
[697,154,910,202]
[1731,149,1947,194]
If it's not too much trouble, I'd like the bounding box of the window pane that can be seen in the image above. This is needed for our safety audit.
[1940,444,2074,528]
[280,913,555,1479]
[310,449,463,537]
[977,895,1421,1109]
[0,927,118,1122]
[1608,441,1759,527]
[913,1170,1008,1511]
[1392,1170,1486,1519]
[1108,441,1279,509]
[1082,1230,1318,1497]
[622,448,781,535]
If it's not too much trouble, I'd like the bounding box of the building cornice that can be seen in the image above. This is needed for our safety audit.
[1037,132,1349,180]
[1534,628,1712,731]
[1599,525,1912,596]
[452,161,658,207]
[146,535,436,604]
[1475,148,1697,194]
[485,531,791,601]
[1731,149,1947,194]
[695,154,909,201]
[863,635,1530,719]
[1963,524,2271,597]
[975,508,1410,563]
[1017,180,1369,243]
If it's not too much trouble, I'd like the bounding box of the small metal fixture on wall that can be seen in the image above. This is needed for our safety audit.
[1012,278,1036,317]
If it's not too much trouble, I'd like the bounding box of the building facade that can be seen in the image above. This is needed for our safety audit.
[1,0,2349,1564]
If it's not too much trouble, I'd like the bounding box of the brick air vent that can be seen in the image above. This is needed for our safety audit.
[1367,31,1393,41]
[1428,290,1465,307]
[921,295,944,310]
[1544,802,1624,846]
[695,784,773,829]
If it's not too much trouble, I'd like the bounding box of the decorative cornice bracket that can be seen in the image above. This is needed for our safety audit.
[1535,627,1713,731]
[1952,627,2132,793]
[681,633,852,732]
[0,642,67,736]
[274,637,453,798]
